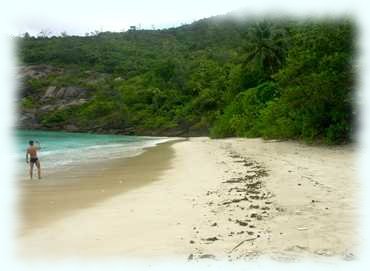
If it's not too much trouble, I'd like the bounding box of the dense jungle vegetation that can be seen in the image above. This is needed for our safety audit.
[17,14,355,144]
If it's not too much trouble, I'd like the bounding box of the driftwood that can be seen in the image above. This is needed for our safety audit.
[222,197,250,205]
[229,237,258,253]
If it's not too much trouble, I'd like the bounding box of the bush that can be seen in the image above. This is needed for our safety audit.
[41,109,73,126]
[256,99,298,139]
[21,97,36,109]
[211,82,279,138]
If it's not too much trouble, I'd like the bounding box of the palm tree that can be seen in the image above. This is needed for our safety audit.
[244,21,288,77]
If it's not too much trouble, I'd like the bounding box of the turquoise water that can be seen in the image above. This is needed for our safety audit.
[15,130,169,174]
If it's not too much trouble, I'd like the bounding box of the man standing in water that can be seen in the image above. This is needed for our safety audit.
[26,140,41,180]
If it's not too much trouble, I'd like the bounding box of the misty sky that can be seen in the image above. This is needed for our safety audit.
[2,0,358,36]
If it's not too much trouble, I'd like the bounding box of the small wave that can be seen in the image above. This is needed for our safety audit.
[18,136,172,173]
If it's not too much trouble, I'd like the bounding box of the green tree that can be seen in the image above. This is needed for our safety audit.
[243,21,288,78]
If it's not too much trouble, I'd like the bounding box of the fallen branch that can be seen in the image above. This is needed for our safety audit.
[229,237,258,253]
[222,197,250,205]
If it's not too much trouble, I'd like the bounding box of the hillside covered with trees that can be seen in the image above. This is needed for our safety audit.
[17,14,355,144]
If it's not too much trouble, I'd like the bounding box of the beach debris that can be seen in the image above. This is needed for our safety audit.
[295,245,307,250]
[315,249,333,256]
[275,207,285,212]
[235,219,248,226]
[190,240,195,244]
[223,177,244,184]
[297,227,308,231]
[189,152,273,261]
[235,159,247,163]
[229,237,258,253]
[250,213,263,220]
[199,254,216,259]
[285,245,308,252]
[244,161,254,167]
[228,187,248,192]
[246,180,262,189]
[187,254,194,261]
[222,197,250,205]
[202,236,219,242]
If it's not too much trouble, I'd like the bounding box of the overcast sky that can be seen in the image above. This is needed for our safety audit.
[1,0,360,36]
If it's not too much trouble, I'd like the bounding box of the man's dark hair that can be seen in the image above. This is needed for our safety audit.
[29,140,34,146]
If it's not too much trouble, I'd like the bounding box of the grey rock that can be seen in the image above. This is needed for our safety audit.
[40,104,57,112]
[55,87,66,98]
[43,86,58,98]
[17,111,40,129]
[57,99,87,110]
[64,86,87,98]
[18,65,62,80]
[42,86,88,100]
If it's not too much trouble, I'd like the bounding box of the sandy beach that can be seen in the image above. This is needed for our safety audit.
[17,137,358,261]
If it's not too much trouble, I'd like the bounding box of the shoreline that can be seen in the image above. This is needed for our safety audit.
[16,129,179,179]
[18,137,357,261]
[18,139,184,236]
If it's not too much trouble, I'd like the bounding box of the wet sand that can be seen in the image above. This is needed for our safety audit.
[18,140,182,235]
[17,138,358,261]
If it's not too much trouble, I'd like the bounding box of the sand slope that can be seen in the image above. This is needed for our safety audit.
[18,138,357,261]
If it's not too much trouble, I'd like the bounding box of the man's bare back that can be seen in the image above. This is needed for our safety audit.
[27,146,38,158]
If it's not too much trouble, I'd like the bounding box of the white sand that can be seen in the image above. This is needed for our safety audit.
[18,138,358,261]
